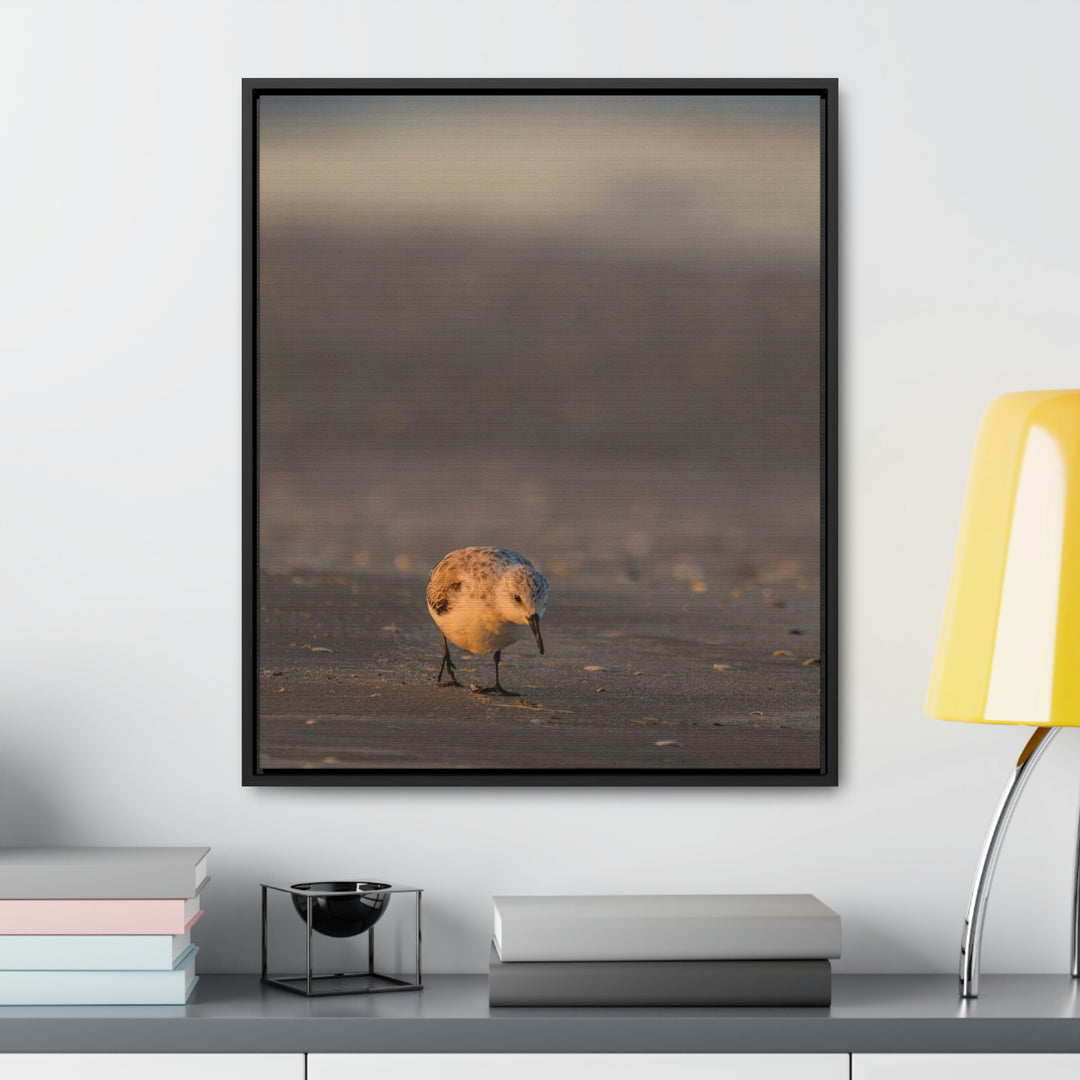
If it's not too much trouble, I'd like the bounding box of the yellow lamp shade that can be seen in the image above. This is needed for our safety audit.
[926,390,1080,726]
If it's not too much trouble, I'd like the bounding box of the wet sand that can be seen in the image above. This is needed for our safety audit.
[258,572,822,772]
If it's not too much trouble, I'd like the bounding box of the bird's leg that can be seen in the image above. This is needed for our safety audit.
[474,650,517,696]
[437,634,462,688]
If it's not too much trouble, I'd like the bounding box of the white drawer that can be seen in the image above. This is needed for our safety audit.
[1,1054,304,1080]
[855,1054,1080,1079]
[309,1053,848,1080]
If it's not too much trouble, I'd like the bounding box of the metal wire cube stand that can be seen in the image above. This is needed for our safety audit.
[261,883,422,997]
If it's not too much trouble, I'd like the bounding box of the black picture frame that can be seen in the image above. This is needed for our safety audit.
[243,78,838,787]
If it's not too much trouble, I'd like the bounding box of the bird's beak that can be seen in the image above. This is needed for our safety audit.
[528,614,544,655]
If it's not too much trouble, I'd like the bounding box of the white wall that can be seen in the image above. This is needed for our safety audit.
[2,0,1079,976]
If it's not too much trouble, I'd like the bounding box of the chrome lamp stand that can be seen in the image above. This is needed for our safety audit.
[959,726,1078,997]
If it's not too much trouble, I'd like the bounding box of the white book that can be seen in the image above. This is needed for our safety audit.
[0,847,209,899]
[0,930,192,970]
[492,894,841,962]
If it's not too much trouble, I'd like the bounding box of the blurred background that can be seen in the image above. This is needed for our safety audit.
[257,93,822,589]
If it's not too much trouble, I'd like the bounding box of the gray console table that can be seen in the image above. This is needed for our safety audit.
[1,974,1080,1054]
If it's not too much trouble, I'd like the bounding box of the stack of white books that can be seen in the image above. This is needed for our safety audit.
[489,894,841,1006]
[0,847,208,1005]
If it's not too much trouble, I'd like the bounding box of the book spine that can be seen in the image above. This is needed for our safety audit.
[0,934,183,970]
[497,915,841,961]
[0,849,209,899]
[0,974,199,1006]
[0,899,199,935]
[489,958,832,1007]
[0,948,198,1006]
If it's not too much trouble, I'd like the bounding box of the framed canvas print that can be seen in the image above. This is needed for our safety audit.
[243,78,838,786]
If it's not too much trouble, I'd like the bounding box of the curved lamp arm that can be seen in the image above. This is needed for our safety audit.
[960,725,1058,998]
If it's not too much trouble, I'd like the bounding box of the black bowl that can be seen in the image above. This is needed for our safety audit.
[290,881,391,938]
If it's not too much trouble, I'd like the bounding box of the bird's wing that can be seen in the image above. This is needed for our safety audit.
[426,560,463,615]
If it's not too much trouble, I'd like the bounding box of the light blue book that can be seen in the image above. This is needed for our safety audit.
[0,944,198,1004]
[0,930,192,970]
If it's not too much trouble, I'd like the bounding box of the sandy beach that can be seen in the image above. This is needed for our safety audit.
[258,570,821,772]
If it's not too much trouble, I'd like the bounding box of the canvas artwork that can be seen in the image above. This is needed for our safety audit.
[244,80,837,784]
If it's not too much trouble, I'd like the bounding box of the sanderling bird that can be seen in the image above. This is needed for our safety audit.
[426,546,550,694]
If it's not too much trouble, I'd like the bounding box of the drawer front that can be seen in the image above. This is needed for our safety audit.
[855,1055,1080,1079]
[310,1054,848,1080]
[0,1055,304,1079]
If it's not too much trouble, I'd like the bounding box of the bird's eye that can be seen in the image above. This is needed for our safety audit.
[514,594,522,604]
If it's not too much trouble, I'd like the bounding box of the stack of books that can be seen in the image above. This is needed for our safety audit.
[489,893,840,1006]
[0,847,209,1005]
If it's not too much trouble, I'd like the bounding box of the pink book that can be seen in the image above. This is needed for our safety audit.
[0,899,203,935]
